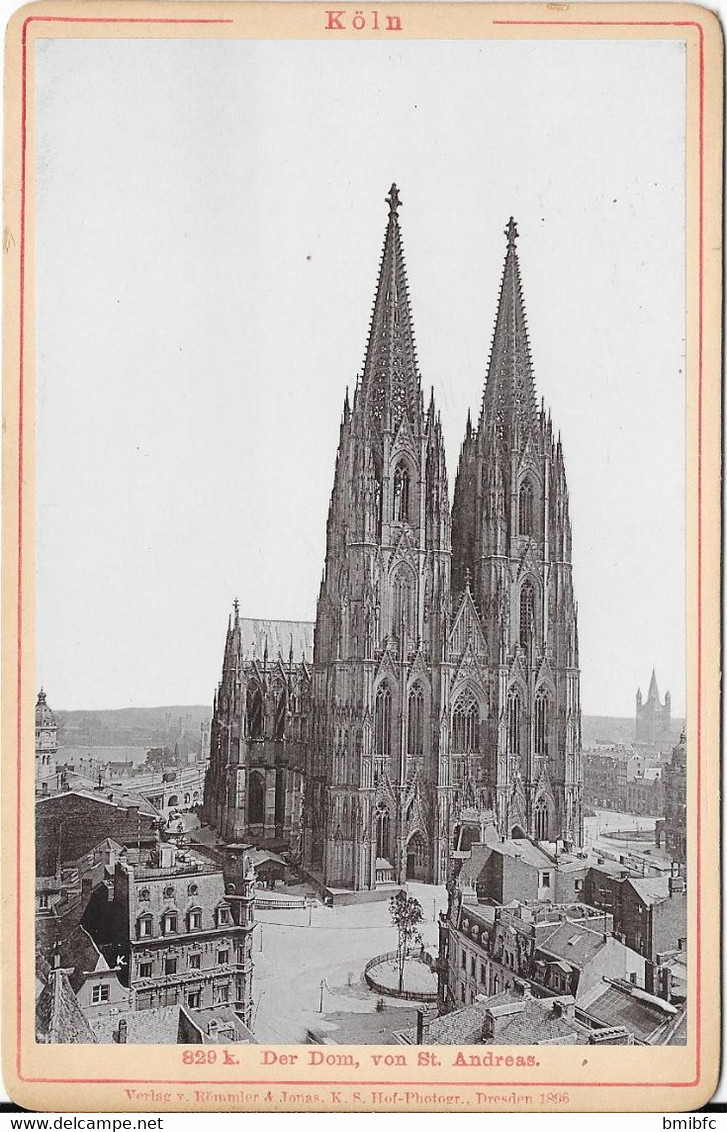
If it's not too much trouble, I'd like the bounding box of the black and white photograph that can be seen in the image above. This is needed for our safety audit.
[30,28,693,1058]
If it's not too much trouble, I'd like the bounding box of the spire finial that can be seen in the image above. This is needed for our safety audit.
[233,597,239,618]
[386,183,402,217]
[465,567,471,593]
[505,217,518,248]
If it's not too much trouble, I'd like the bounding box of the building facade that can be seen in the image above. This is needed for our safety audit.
[636,669,672,748]
[204,187,584,890]
[36,689,59,796]
[86,840,256,1025]
[656,730,687,864]
[203,615,312,851]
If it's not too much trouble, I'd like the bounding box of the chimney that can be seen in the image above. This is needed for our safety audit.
[512,979,530,998]
[117,1019,128,1044]
[551,997,575,1021]
[668,876,685,896]
[208,1019,218,1039]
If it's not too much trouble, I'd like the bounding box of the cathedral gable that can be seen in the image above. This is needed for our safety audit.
[450,589,487,657]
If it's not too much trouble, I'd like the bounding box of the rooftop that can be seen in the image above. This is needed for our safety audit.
[580,979,679,1044]
[399,991,595,1046]
[237,618,313,665]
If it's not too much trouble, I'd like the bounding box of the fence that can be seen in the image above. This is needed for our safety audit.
[255,893,307,910]
[363,949,439,1003]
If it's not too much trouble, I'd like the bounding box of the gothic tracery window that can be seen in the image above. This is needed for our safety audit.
[393,462,410,522]
[375,684,392,758]
[452,690,479,753]
[519,479,534,537]
[507,689,521,754]
[273,681,287,741]
[535,689,551,756]
[248,770,265,825]
[535,798,549,840]
[246,682,263,739]
[519,581,536,648]
[376,804,391,859]
[392,570,414,639]
[407,683,425,756]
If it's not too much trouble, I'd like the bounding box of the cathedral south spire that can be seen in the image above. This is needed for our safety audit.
[480,216,538,447]
[360,183,422,440]
[451,220,583,849]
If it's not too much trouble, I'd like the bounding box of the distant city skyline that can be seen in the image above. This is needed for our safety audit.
[35,37,686,716]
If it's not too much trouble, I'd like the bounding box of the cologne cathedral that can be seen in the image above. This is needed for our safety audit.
[203,186,583,890]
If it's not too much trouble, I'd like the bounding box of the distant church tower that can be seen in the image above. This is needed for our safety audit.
[450,219,582,847]
[307,185,452,888]
[35,688,58,796]
[635,669,671,748]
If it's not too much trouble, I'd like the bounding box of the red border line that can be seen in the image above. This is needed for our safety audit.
[15,14,705,1093]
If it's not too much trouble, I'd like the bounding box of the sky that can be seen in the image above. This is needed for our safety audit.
[34,35,686,716]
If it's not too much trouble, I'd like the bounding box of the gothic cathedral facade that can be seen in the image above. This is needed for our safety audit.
[203,187,583,890]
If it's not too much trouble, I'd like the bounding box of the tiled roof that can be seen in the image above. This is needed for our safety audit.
[402,993,592,1046]
[59,925,111,993]
[90,1005,184,1044]
[249,849,287,867]
[495,839,554,869]
[581,981,676,1043]
[187,1006,256,1043]
[36,969,98,1044]
[536,921,608,968]
[627,877,671,906]
[36,787,160,819]
[238,618,314,664]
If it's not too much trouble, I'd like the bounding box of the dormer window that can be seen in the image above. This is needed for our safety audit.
[188,883,199,897]
[163,885,175,899]
[187,908,202,931]
[216,904,231,927]
[138,914,153,939]
[138,888,150,902]
[163,911,178,935]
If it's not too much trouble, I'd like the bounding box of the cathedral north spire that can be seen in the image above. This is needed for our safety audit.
[360,183,422,438]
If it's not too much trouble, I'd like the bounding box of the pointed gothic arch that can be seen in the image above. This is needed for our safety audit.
[374,683,392,758]
[248,771,265,826]
[452,689,479,753]
[392,461,411,522]
[407,683,425,756]
[273,679,287,740]
[519,580,536,648]
[375,802,391,860]
[534,796,549,841]
[534,688,551,756]
[391,567,415,640]
[406,829,428,881]
[246,681,263,740]
[518,478,534,537]
[507,687,521,754]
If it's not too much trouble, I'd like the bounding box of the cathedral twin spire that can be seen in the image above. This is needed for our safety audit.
[360,187,539,454]
[360,184,423,438]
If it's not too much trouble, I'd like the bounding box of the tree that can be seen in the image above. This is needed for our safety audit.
[389,890,424,993]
